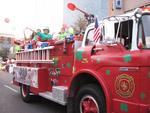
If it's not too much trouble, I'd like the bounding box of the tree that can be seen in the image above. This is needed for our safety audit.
[73,16,88,34]
[0,47,9,60]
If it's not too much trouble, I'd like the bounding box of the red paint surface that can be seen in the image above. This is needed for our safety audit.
[14,41,150,113]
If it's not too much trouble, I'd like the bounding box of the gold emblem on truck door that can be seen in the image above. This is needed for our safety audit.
[115,74,135,98]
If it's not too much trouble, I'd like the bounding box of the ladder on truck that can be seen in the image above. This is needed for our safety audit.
[15,46,54,64]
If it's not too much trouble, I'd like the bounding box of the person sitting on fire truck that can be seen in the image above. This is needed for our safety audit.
[32,29,42,41]
[58,27,67,40]
[30,27,53,48]
[57,26,75,40]
[33,27,53,41]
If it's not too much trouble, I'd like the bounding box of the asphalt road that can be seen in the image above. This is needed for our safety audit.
[0,71,66,113]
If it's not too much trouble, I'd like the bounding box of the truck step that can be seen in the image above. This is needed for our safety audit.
[39,86,68,106]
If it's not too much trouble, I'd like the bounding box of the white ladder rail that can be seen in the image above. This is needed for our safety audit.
[16,60,54,64]
[42,50,45,60]
[46,49,50,60]
[38,50,40,60]
[16,46,54,61]
[21,53,23,60]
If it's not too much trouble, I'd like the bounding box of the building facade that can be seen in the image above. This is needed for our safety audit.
[109,0,150,16]
[63,0,108,26]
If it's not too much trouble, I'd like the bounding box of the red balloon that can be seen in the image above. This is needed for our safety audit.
[67,3,76,11]
[4,18,9,23]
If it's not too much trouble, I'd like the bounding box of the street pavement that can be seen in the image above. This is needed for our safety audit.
[0,71,66,113]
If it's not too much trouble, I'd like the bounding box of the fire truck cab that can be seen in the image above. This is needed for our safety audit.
[13,8,150,113]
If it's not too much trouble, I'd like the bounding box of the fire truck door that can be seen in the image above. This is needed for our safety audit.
[137,16,150,112]
[137,50,150,112]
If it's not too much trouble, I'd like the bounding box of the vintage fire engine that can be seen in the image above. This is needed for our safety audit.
[13,8,150,113]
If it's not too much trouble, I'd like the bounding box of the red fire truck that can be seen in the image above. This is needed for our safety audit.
[13,8,150,113]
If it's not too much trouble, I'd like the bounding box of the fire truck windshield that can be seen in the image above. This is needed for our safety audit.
[139,14,150,48]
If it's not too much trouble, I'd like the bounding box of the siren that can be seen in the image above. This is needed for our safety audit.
[143,7,150,12]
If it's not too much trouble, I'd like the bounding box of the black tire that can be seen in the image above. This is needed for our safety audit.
[67,97,75,113]
[75,84,106,113]
[20,84,32,103]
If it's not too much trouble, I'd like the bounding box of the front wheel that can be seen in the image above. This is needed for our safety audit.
[75,84,106,113]
[20,84,32,103]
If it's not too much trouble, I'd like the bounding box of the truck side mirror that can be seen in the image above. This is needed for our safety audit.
[134,8,142,19]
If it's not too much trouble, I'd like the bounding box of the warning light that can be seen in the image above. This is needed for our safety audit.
[143,7,150,12]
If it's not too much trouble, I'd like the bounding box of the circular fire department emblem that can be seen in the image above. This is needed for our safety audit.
[115,74,135,98]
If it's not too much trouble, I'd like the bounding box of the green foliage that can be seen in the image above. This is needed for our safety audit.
[73,16,88,34]
[0,47,9,59]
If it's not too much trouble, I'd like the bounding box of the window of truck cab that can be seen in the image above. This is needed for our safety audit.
[138,14,150,49]
[114,19,133,50]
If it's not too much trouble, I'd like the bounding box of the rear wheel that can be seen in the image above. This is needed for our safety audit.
[20,84,32,103]
[75,84,106,113]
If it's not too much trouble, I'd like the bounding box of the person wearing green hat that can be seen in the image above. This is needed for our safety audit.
[35,27,53,41]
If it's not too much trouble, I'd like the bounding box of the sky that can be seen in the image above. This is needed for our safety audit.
[0,0,63,39]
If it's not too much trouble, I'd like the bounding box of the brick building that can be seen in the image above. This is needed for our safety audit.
[108,0,150,16]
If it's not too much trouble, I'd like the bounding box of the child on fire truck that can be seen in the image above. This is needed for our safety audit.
[30,27,53,48]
